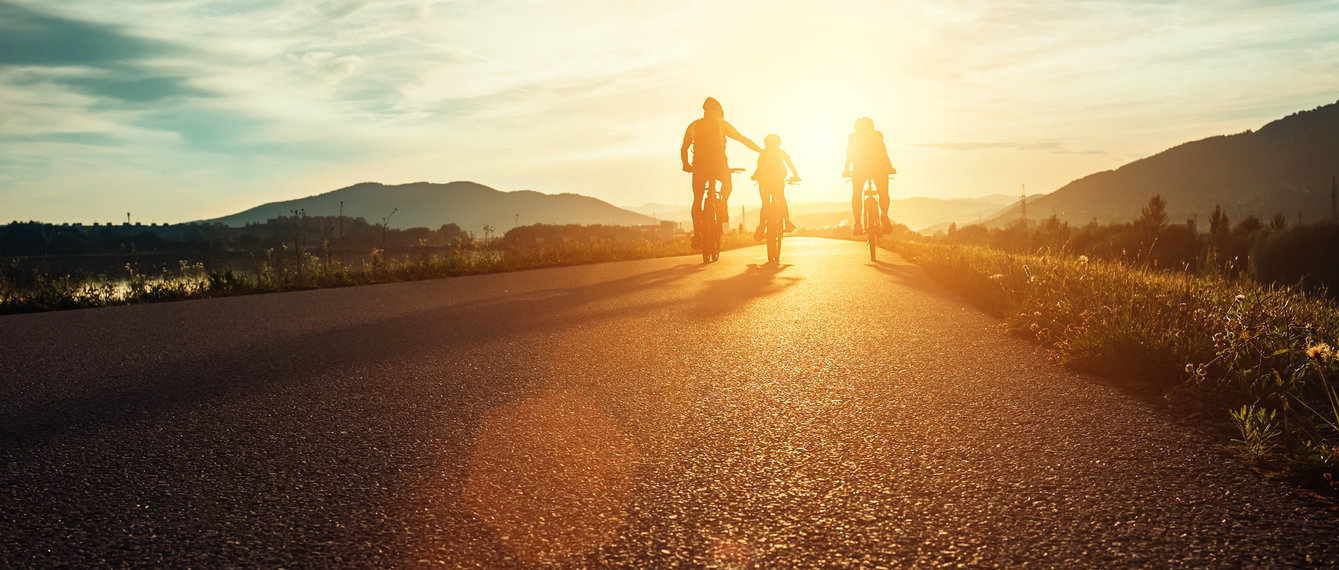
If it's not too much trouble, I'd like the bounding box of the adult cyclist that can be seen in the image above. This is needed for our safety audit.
[841,116,895,236]
[681,97,762,246]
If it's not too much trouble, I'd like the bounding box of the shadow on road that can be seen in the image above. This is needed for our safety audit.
[0,263,706,448]
[865,258,975,305]
[693,262,800,317]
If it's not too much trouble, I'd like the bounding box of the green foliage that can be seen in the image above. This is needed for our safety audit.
[0,228,753,315]
[1230,404,1282,462]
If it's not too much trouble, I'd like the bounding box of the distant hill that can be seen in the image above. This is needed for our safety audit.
[200,181,655,234]
[628,195,1018,232]
[981,99,1339,228]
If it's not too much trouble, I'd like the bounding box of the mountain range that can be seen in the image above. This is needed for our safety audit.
[200,181,655,235]
[200,100,1338,237]
[980,99,1339,229]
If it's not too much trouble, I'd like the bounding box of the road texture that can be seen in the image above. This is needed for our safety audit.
[3,237,1339,567]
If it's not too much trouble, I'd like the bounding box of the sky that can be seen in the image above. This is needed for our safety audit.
[2,0,1338,224]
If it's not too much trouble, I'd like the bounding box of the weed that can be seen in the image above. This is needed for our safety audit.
[1230,404,1282,462]
[894,240,1339,482]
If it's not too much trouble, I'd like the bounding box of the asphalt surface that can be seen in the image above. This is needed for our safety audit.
[3,237,1339,568]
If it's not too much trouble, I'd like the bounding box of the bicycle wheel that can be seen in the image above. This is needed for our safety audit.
[864,196,878,261]
[701,199,714,263]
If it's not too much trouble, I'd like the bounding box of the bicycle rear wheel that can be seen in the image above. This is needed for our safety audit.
[706,198,723,263]
[864,196,878,261]
[765,203,781,262]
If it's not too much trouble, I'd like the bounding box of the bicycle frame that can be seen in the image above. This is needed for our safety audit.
[696,168,743,263]
[759,178,796,263]
[862,179,881,261]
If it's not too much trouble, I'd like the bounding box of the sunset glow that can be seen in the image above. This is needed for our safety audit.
[2,0,1337,222]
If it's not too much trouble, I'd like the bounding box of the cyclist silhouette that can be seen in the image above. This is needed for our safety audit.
[681,97,761,246]
[841,116,895,236]
[752,134,799,240]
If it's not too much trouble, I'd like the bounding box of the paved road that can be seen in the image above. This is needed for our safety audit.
[3,237,1338,567]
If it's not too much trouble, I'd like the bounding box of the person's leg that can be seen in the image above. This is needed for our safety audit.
[756,187,768,231]
[779,185,795,231]
[691,171,708,242]
[753,187,768,240]
[851,176,866,234]
[719,174,732,222]
[876,176,891,230]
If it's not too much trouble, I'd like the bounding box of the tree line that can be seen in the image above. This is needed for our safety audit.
[935,195,1339,296]
[0,214,470,257]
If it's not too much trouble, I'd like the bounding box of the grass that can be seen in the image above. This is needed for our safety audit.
[892,240,1339,488]
[0,233,756,315]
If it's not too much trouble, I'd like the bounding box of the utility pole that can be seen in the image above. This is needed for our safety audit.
[381,208,397,249]
[514,213,519,228]
[1020,184,1027,229]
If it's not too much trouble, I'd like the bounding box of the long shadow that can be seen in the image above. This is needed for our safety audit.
[0,263,706,448]
[865,258,980,304]
[1,262,722,565]
[693,262,800,317]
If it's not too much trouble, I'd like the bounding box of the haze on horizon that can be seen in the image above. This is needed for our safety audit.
[2,0,1337,224]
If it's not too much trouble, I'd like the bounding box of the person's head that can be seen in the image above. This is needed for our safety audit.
[854,116,875,132]
[764,134,781,149]
[703,97,723,118]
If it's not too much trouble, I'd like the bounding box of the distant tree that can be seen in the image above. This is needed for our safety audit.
[1139,195,1168,232]
[1269,212,1288,230]
[1236,215,1263,233]
[1209,205,1230,237]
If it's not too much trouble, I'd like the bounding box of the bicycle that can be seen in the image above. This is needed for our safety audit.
[759,176,800,263]
[846,172,893,262]
[696,168,744,263]
[860,178,881,261]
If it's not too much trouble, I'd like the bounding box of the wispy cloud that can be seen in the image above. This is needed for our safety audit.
[2,0,1338,222]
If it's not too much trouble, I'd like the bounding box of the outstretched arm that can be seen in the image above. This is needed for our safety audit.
[783,151,799,179]
[723,121,762,153]
[680,124,694,171]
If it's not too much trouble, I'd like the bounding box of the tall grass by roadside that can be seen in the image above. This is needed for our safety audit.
[0,233,755,315]
[894,240,1339,486]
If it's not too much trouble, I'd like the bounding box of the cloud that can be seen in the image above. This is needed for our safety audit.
[0,2,180,67]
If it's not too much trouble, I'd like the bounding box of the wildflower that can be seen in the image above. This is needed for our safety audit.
[1077,255,1089,265]
[1030,323,1040,332]
[1235,294,1246,302]
[989,273,1004,281]
[1033,311,1042,318]
[1185,363,1195,374]
[1307,342,1335,360]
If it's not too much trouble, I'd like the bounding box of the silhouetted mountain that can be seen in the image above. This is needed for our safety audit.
[200,181,654,234]
[982,99,1339,228]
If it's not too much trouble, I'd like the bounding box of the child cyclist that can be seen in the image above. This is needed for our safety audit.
[752,134,800,240]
